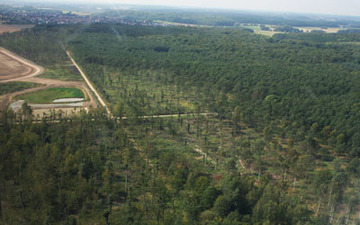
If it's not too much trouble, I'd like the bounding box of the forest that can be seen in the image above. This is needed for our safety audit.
[99,8,360,28]
[1,23,360,224]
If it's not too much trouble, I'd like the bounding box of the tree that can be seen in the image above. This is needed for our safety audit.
[232,106,242,134]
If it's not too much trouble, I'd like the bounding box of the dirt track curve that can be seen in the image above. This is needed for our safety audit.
[0,47,44,83]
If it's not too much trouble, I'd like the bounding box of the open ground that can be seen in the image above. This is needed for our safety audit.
[0,47,44,82]
[0,24,34,34]
[0,47,98,114]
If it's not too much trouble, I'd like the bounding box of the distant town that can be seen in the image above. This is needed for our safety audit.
[0,5,187,27]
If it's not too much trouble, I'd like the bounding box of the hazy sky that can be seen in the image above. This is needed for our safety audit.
[118,0,360,16]
[26,0,360,16]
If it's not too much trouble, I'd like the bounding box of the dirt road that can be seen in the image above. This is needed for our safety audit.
[120,112,218,120]
[66,51,112,116]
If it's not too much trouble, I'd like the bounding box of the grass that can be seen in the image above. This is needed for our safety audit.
[240,24,262,31]
[0,82,42,95]
[295,27,343,33]
[153,20,204,27]
[240,24,284,37]
[38,64,82,81]
[333,42,360,45]
[62,10,91,16]
[16,87,84,104]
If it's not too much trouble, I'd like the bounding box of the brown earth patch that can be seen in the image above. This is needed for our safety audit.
[0,47,44,82]
[0,52,34,79]
[0,24,34,34]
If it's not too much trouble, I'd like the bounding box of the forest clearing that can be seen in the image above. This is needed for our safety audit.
[0,47,97,116]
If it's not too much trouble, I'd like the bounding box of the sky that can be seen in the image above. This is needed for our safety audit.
[22,0,360,17]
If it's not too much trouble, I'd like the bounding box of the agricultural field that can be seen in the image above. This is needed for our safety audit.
[240,24,346,36]
[16,87,85,104]
[0,24,34,34]
[62,10,91,16]
[295,26,344,33]
[240,24,283,36]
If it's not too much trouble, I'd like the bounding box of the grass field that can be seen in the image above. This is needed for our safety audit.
[62,10,90,16]
[39,64,83,81]
[241,25,346,36]
[16,87,84,104]
[295,27,343,33]
[240,24,283,36]
[154,20,210,27]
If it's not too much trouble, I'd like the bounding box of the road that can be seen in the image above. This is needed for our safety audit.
[66,51,112,116]
[120,112,218,120]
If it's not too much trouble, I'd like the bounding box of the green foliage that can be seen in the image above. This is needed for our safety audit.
[0,25,76,66]
[38,64,83,81]
[66,24,360,157]
[1,22,360,224]
[0,82,41,95]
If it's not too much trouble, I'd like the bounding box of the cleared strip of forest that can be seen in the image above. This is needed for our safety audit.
[66,51,112,116]
[120,112,218,120]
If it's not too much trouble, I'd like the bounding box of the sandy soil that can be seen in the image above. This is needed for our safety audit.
[0,47,44,82]
[0,53,34,79]
[66,51,111,116]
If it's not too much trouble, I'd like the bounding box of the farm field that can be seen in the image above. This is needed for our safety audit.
[0,24,34,34]
[240,24,346,36]
[240,24,284,36]
[295,26,344,33]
